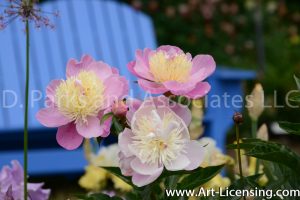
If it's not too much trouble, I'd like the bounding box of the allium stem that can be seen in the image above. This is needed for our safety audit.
[24,18,30,200]
[235,124,246,200]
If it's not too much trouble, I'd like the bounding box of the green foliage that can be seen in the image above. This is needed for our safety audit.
[111,116,124,135]
[74,193,123,200]
[177,165,224,190]
[228,138,300,175]
[100,112,113,125]
[279,121,300,135]
[101,165,224,200]
[295,75,300,90]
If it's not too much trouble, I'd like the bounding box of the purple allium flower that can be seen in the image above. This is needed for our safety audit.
[0,0,59,30]
[0,160,50,200]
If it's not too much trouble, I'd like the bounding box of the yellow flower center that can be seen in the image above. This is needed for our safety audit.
[55,71,105,124]
[131,110,187,165]
[149,51,192,83]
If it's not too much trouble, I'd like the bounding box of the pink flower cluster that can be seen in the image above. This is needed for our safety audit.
[37,45,215,186]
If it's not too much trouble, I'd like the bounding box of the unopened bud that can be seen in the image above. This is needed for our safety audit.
[112,100,128,117]
[257,124,269,141]
[233,112,243,124]
[246,83,264,121]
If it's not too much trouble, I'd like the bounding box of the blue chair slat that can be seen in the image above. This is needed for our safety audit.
[92,1,114,64]
[1,149,86,175]
[135,12,157,50]
[51,2,70,64]
[0,58,6,127]
[103,1,131,80]
[69,0,97,59]
[0,23,25,131]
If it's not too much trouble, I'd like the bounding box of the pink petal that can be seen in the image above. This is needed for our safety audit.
[104,75,129,107]
[118,128,134,157]
[184,140,205,170]
[76,116,104,138]
[133,49,154,80]
[111,67,119,74]
[56,123,83,150]
[46,79,62,103]
[157,45,183,55]
[184,82,211,99]
[131,158,162,175]
[36,107,71,127]
[190,55,216,82]
[170,103,192,126]
[119,152,135,176]
[86,61,114,81]
[127,61,142,78]
[162,81,196,95]
[126,98,142,123]
[138,79,168,94]
[132,167,163,187]
[100,115,112,138]
[164,154,190,171]
[66,55,94,78]
[149,96,191,125]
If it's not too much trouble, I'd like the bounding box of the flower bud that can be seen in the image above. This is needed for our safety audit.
[112,100,128,117]
[246,83,264,121]
[233,112,243,124]
[257,124,269,141]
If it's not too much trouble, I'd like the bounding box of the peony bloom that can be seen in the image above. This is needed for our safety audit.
[0,160,50,200]
[118,96,204,187]
[128,45,216,99]
[246,83,264,121]
[36,55,128,150]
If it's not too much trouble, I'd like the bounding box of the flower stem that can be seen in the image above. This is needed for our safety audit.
[251,119,257,138]
[235,124,246,200]
[24,19,30,200]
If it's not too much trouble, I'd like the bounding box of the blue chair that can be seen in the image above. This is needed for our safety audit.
[0,0,254,175]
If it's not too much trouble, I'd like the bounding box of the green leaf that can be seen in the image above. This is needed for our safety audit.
[177,165,224,190]
[289,93,300,103]
[220,174,263,200]
[165,175,181,189]
[295,74,300,90]
[279,121,300,135]
[100,112,113,124]
[112,116,124,134]
[227,139,300,174]
[102,167,136,188]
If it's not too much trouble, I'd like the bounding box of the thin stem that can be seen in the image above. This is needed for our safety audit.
[24,19,30,200]
[235,124,246,200]
[251,119,257,138]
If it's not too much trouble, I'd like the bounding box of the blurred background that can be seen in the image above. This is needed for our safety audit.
[1,0,300,199]
[121,0,300,151]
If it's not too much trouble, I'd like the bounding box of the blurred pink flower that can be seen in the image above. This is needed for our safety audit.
[0,160,50,200]
[128,45,215,99]
[36,55,128,150]
[118,96,204,187]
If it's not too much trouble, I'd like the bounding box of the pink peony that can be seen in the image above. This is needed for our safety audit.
[36,55,129,150]
[118,96,204,187]
[128,45,216,99]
